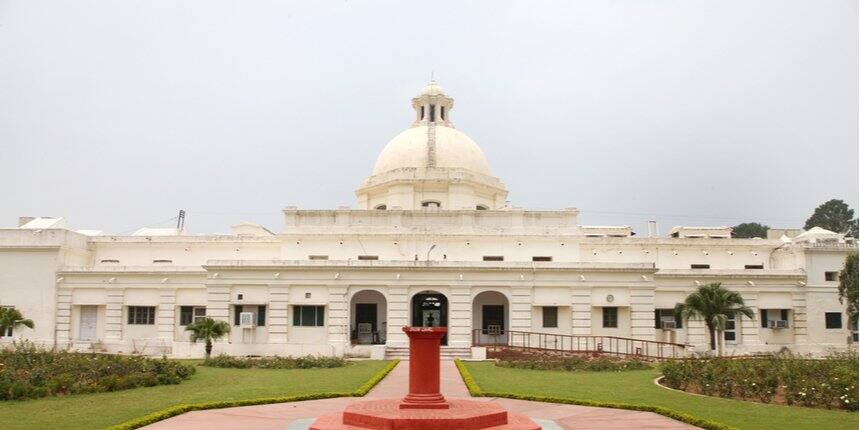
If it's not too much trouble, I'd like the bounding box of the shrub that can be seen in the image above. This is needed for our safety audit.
[659,352,858,410]
[496,355,651,372]
[202,354,348,369]
[0,342,195,401]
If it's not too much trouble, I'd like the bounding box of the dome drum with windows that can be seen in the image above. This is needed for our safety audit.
[356,81,508,211]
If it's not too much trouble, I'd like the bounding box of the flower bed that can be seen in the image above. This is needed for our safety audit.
[202,354,348,369]
[496,355,652,372]
[659,353,858,410]
[0,342,195,400]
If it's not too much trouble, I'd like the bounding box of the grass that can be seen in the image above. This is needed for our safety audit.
[0,360,392,430]
[461,361,859,430]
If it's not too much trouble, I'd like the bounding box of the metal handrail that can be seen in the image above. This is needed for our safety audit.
[471,329,687,360]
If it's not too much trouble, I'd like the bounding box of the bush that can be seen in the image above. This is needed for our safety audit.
[659,352,858,411]
[202,354,348,369]
[496,355,652,372]
[0,342,195,401]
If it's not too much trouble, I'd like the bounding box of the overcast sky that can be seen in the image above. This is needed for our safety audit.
[1,1,857,235]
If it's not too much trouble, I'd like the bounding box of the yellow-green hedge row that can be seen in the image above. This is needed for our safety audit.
[453,359,736,430]
[108,359,400,430]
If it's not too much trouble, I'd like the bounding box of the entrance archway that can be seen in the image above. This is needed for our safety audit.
[472,291,509,345]
[411,291,448,345]
[350,290,387,345]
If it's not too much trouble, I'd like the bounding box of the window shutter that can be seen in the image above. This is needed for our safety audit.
[292,306,301,326]
[654,310,660,329]
[257,305,266,326]
[760,309,768,328]
[316,306,325,326]
[781,309,789,322]
[234,305,242,326]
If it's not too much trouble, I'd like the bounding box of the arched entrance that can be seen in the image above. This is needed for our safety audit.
[472,291,509,345]
[411,291,448,345]
[350,290,387,345]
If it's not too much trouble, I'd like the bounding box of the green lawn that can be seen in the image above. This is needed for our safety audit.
[461,361,858,430]
[0,360,392,430]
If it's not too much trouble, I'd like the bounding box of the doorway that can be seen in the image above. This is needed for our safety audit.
[411,292,448,345]
[79,305,97,341]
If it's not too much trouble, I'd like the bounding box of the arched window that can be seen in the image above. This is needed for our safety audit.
[421,200,441,208]
[476,205,489,210]
[374,204,387,210]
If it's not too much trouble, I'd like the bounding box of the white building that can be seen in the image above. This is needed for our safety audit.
[0,82,856,358]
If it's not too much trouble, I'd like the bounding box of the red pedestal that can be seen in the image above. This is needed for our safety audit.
[400,327,449,409]
[308,326,540,430]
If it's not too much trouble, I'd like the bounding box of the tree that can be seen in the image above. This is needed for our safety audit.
[804,199,859,238]
[731,222,770,239]
[838,252,859,324]
[675,283,754,354]
[0,307,34,337]
[185,317,230,359]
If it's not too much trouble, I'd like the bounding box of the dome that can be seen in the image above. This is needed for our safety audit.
[419,80,446,96]
[372,125,490,175]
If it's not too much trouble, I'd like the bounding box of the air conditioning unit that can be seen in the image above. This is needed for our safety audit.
[768,320,789,329]
[239,312,256,328]
[661,321,677,330]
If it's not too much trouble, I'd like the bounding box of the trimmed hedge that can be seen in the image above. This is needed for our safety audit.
[202,354,348,369]
[496,355,651,372]
[454,359,736,430]
[107,359,400,430]
[0,342,195,400]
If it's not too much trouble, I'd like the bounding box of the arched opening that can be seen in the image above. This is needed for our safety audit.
[374,204,387,210]
[472,291,509,346]
[476,204,489,210]
[350,290,387,345]
[421,200,441,208]
[411,291,448,345]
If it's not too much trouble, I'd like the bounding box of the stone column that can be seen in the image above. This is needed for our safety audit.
[571,286,592,336]
[268,284,289,345]
[387,286,409,347]
[157,289,176,342]
[105,288,124,341]
[448,285,471,347]
[510,285,532,347]
[56,287,72,344]
[327,286,349,355]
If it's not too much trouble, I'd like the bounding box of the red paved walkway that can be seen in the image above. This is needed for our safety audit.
[143,361,698,430]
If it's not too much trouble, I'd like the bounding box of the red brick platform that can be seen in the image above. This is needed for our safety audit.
[310,398,540,430]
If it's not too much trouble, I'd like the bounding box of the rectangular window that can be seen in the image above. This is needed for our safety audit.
[825,312,843,329]
[127,306,155,325]
[483,256,504,261]
[724,315,737,342]
[542,306,558,328]
[532,256,552,262]
[482,305,505,332]
[654,308,682,329]
[781,309,789,324]
[602,307,618,328]
[179,306,206,325]
[308,255,329,260]
[153,259,173,264]
[293,305,325,327]
[690,264,710,269]
[825,271,838,281]
[257,305,266,326]
[357,255,379,261]
[744,264,764,269]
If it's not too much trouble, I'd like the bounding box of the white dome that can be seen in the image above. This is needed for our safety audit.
[419,81,446,96]
[372,125,490,176]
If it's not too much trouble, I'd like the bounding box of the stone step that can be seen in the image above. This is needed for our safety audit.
[385,346,472,360]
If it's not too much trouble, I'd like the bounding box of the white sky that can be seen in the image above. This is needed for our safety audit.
[0,1,857,234]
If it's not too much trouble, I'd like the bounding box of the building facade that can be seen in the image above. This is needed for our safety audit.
[1,82,856,358]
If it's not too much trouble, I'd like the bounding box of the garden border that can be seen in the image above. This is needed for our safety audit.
[107,359,400,430]
[454,359,737,430]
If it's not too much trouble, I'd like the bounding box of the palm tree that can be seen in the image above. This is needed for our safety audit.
[674,283,754,354]
[185,317,230,359]
[0,307,34,338]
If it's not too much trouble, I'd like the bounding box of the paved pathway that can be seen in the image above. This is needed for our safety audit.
[144,361,698,430]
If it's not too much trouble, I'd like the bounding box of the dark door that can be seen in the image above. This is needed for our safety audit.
[482,305,504,334]
[411,293,448,345]
[356,303,377,332]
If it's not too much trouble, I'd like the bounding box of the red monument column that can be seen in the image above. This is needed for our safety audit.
[400,326,449,409]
